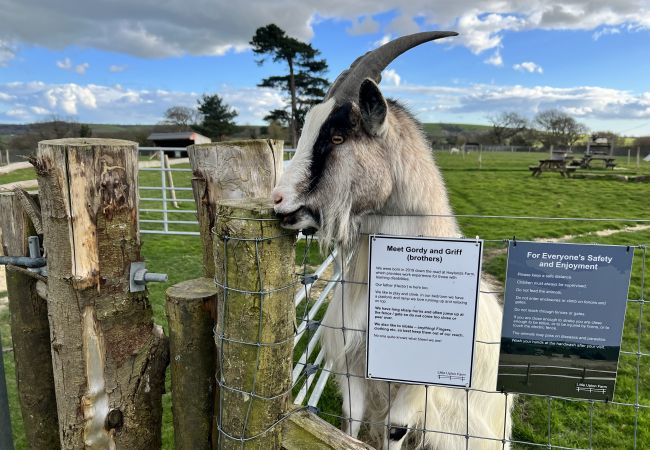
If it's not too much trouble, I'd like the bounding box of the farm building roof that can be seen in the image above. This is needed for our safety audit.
[147,131,210,142]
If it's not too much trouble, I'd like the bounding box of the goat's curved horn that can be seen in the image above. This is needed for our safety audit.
[326,31,458,103]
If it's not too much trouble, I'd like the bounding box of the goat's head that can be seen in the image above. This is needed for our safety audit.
[272,31,457,249]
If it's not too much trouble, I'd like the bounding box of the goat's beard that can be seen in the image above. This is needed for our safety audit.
[313,185,363,255]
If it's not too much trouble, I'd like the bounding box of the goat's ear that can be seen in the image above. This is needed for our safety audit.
[359,78,387,136]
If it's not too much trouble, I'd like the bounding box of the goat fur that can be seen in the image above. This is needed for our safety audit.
[274,82,512,449]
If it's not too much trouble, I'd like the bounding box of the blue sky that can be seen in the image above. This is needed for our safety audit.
[1,1,650,135]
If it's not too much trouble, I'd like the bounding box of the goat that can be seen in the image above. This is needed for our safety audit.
[272,31,511,450]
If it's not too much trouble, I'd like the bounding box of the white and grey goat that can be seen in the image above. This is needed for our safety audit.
[272,31,511,450]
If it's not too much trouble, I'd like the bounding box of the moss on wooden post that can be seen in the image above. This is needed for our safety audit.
[214,198,296,450]
[0,192,60,450]
[165,278,218,450]
[188,139,284,278]
[282,408,377,450]
[34,138,169,449]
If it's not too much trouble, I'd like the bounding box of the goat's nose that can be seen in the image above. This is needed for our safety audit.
[271,190,283,205]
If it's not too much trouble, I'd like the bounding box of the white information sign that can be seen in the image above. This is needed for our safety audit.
[366,235,483,387]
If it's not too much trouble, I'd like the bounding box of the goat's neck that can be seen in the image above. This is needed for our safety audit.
[360,111,461,240]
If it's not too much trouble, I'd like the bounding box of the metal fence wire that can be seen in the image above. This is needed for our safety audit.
[212,211,650,449]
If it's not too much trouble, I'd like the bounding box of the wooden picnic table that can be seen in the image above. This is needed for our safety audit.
[529,159,577,177]
[579,155,616,169]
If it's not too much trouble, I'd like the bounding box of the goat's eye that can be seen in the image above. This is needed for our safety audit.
[331,135,344,145]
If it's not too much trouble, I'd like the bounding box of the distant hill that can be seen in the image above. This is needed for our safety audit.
[421,122,492,135]
[0,123,154,136]
[0,122,491,140]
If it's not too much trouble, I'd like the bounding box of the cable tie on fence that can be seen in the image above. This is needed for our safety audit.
[307,320,320,331]
[306,405,320,415]
[303,363,320,377]
[301,274,318,285]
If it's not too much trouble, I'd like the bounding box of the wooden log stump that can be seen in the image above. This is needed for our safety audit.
[0,191,60,450]
[165,278,218,450]
[33,138,169,449]
[214,198,296,450]
[188,139,283,278]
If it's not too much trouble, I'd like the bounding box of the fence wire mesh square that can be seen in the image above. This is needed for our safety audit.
[283,215,648,450]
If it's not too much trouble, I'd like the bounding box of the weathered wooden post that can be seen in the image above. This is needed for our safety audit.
[0,328,14,450]
[214,198,296,450]
[165,278,217,450]
[188,139,283,278]
[163,140,283,448]
[34,138,169,449]
[0,191,60,450]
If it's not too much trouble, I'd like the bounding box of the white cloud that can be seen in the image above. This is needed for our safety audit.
[386,13,421,36]
[379,82,650,134]
[593,26,621,40]
[75,62,89,75]
[30,106,50,114]
[0,81,285,125]
[347,16,380,35]
[0,40,15,66]
[484,49,503,66]
[453,12,528,54]
[374,34,392,48]
[0,2,648,57]
[56,57,72,70]
[513,61,543,73]
[109,65,126,73]
[3,78,649,134]
[57,58,89,74]
[381,69,401,86]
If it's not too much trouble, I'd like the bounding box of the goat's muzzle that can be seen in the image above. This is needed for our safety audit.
[274,206,320,232]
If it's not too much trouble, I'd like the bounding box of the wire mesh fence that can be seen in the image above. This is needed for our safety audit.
[287,214,650,450]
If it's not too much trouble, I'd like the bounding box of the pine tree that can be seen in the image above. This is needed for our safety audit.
[251,24,328,147]
[192,94,238,140]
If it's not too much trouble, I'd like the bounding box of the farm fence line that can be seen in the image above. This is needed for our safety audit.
[287,213,650,449]
[1,139,650,449]
[83,143,650,448]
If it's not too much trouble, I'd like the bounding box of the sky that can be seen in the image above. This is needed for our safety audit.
[1,1,650,135]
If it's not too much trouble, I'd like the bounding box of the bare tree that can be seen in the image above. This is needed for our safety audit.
[9,115,81,150]
[487,111,529,144]
[161,106,199,130]
[534,109,588,148]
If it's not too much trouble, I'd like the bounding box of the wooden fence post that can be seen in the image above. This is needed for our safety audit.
[33,138,169,449]
[0,191,60,450]
[214,198,295,450]
[165,278,217,450]
[188,139,283,278]
[162,140,283,448]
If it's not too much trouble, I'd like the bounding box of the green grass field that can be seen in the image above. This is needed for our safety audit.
[1,150,650,449]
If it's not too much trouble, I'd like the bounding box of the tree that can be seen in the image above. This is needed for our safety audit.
[534,109,588,148]
[250,24,329,147]
[79,124,93,137]
[635,136,650,147]
[192,94,238,140]
[9,116,80,150]
[162,106,199,130]
[487,112,529,145]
